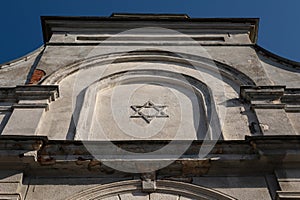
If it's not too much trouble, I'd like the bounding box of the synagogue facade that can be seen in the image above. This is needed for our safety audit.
[0,13,299,200]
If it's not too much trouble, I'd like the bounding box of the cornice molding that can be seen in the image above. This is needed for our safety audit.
[41,15,259,44]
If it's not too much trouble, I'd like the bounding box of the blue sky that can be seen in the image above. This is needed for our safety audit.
[1,0,300,64]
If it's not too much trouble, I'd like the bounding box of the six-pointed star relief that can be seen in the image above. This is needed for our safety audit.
[130,101,169,123]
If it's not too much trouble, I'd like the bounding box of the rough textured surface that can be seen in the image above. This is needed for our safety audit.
[2,108,44,136]
[255,109,296,135]
[24,177,130,200]
[258,53,300,88]
[286,113,300,135]
[193,177,272,200]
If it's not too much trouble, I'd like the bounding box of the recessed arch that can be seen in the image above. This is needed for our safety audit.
[73,69,222,141]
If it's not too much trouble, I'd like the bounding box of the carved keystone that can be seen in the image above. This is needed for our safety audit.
[142,179,156,193]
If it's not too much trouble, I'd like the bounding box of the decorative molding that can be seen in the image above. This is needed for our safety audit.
[276,191,300,200]
[1,135,300,176]
[240,86,300,112]
[41,50,255,86]
[0,85,59,111]
[255,45,300,70]
[0,194,20,200]
[67,179,236,200]
[41,15,258,44]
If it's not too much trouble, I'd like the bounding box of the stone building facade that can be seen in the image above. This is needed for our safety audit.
[0,13,299,200]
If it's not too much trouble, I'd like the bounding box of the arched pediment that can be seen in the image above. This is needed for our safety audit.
[36,49,258,140]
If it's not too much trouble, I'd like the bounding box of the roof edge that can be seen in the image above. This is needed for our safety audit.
[0,45,45,69]
[110,13,190,19]
[255,45,300,69]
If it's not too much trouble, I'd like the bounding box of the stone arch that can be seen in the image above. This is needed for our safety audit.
[67,180,237,200]
[41,50,255,87]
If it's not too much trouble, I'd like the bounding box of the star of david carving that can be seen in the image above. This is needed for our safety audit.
[130,101,169,123]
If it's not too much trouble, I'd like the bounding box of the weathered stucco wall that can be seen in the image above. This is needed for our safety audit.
[0,15,300,200]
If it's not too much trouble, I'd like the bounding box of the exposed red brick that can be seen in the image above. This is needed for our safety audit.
[28,69,46,85]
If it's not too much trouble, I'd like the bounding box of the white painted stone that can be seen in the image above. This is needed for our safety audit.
[150,193,179,200]
[103,196,120,200]
[2,108,44,136]
[193,177,272,200]
[255,109,296,135]
[119,192,149,200]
